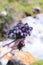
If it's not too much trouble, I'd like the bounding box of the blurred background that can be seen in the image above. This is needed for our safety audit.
[0,0,43,40]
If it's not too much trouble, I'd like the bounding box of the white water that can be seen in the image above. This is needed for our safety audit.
[0,39,13,46]
[22,14,43,59]
[22,36,43,59]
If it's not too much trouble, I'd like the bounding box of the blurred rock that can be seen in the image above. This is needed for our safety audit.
[7,57,26,65]
[0,62,2,65]
[33,6,41,14]
[1,11,7,16]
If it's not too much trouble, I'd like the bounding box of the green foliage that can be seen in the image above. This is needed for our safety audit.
[0,23,5,37]
[0,9,13,37]
[0,23,4,32]
[0,0,43,15]
[0,15,6,24]
[5,13,12,20]
[8,0,14,2]
[32,60,43,65]
[8,0,19,3]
